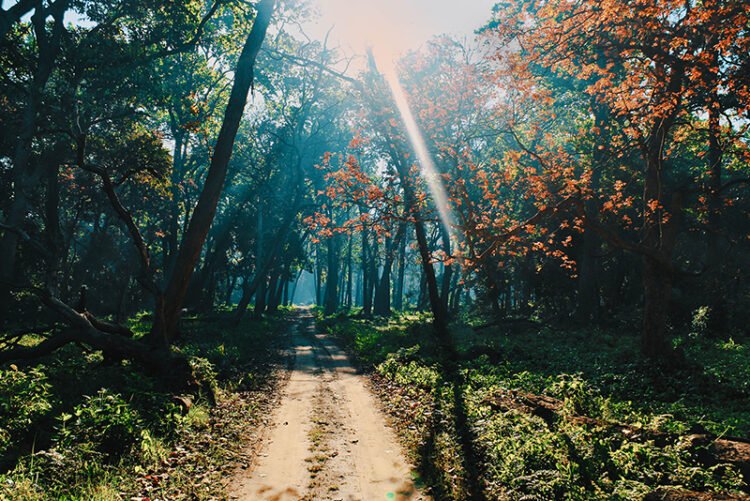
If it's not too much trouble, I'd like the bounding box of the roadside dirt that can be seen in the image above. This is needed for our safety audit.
[229,311,428,501]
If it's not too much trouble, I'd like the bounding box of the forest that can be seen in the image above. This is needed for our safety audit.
[1,0,749,499]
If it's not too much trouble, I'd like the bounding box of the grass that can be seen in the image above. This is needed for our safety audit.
[0,312,291,500]
[320,311,750,500]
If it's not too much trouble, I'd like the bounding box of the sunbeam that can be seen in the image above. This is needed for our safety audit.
[372,49,457,241]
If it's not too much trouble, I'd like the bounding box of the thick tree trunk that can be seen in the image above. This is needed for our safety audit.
[417,270,428,311]
[0,2,67,309]
[641,257,673,358]
[315,249,323,306]
[267,268,283,313]
[373,259,392,316]
[640,147,682,359]
[254,278,267,317]
[43,151,64,291]
[225,274,236,306]
[235,276,255,318]
[151,0,275,345]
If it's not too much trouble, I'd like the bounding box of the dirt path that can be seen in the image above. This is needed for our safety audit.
[229,311,427,501]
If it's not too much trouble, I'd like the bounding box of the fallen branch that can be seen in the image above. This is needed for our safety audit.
[484,388,750,480]
[0,289,192,389]
[645,487,745,500]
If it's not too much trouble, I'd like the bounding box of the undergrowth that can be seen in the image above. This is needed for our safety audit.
[320,312,750,500]
[0,313,290,500]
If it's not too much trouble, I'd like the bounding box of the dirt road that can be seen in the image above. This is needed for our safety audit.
[229,311,427,501]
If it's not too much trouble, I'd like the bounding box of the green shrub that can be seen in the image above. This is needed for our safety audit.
[549,373,604,418]
[690,306,711,338]
[378,355,440,390]
[54,389,143,460]
[189,356,217,388]
[0,367,53,454]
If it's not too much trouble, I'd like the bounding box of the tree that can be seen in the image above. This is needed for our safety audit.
[488,0,750,358]
[151,0,276,345]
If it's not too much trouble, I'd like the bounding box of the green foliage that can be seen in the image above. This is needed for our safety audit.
[0,313,289,499]
[189,356,218,391]
[378,354,440,391]
[691,306,712,338]
[548,373,605,418]
[327,313,750,499]
[54,389,143,460]
[0,367,53,455]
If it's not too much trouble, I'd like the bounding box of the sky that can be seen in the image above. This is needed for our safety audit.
[3,0,498,62]
[302,0,497,64]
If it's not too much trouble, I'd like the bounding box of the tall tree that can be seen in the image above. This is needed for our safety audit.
[151,0,276,344]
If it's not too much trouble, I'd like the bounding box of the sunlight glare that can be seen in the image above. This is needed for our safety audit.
[372,49,457,240]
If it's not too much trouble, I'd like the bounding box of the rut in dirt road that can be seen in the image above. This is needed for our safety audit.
[229,311,428,501]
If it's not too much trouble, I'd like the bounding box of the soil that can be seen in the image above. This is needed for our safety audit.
[229,311,428,501]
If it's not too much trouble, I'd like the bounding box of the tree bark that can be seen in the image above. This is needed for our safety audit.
[346,234,353,308]
[254,277,267,317]
[439,223,452,310]
[641,256,673,357]
[575,102,605,324]
[324,234,340,315]
[706,60,726,336]
[361,228,373,315]
[0,1,68,309]
[394,223,407,310]
[374,223,405,316]
[640,151,683,359]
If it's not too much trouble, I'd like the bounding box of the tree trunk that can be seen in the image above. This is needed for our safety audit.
[346,234,353,308]
[324,234,340,315]
[232,200,299,322]
[235,276,255,317]
[373,257,392,316]
[44,150,64,291]
[640,143,683,358]
[448,268,461,313]
[266,269,281,313]
[225,274,236,306]
[575,102,605,324]
[315,248,323,306]
[254,278,267,318]
[165,131,186,274]
[706,65,726,336]
[439,224,452,310]
[362,229,373,315]
[0,2,67,310]
[151,0,275,345]
[374,223,404,316]
[394,223,407,310]
[641,256,673,358]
